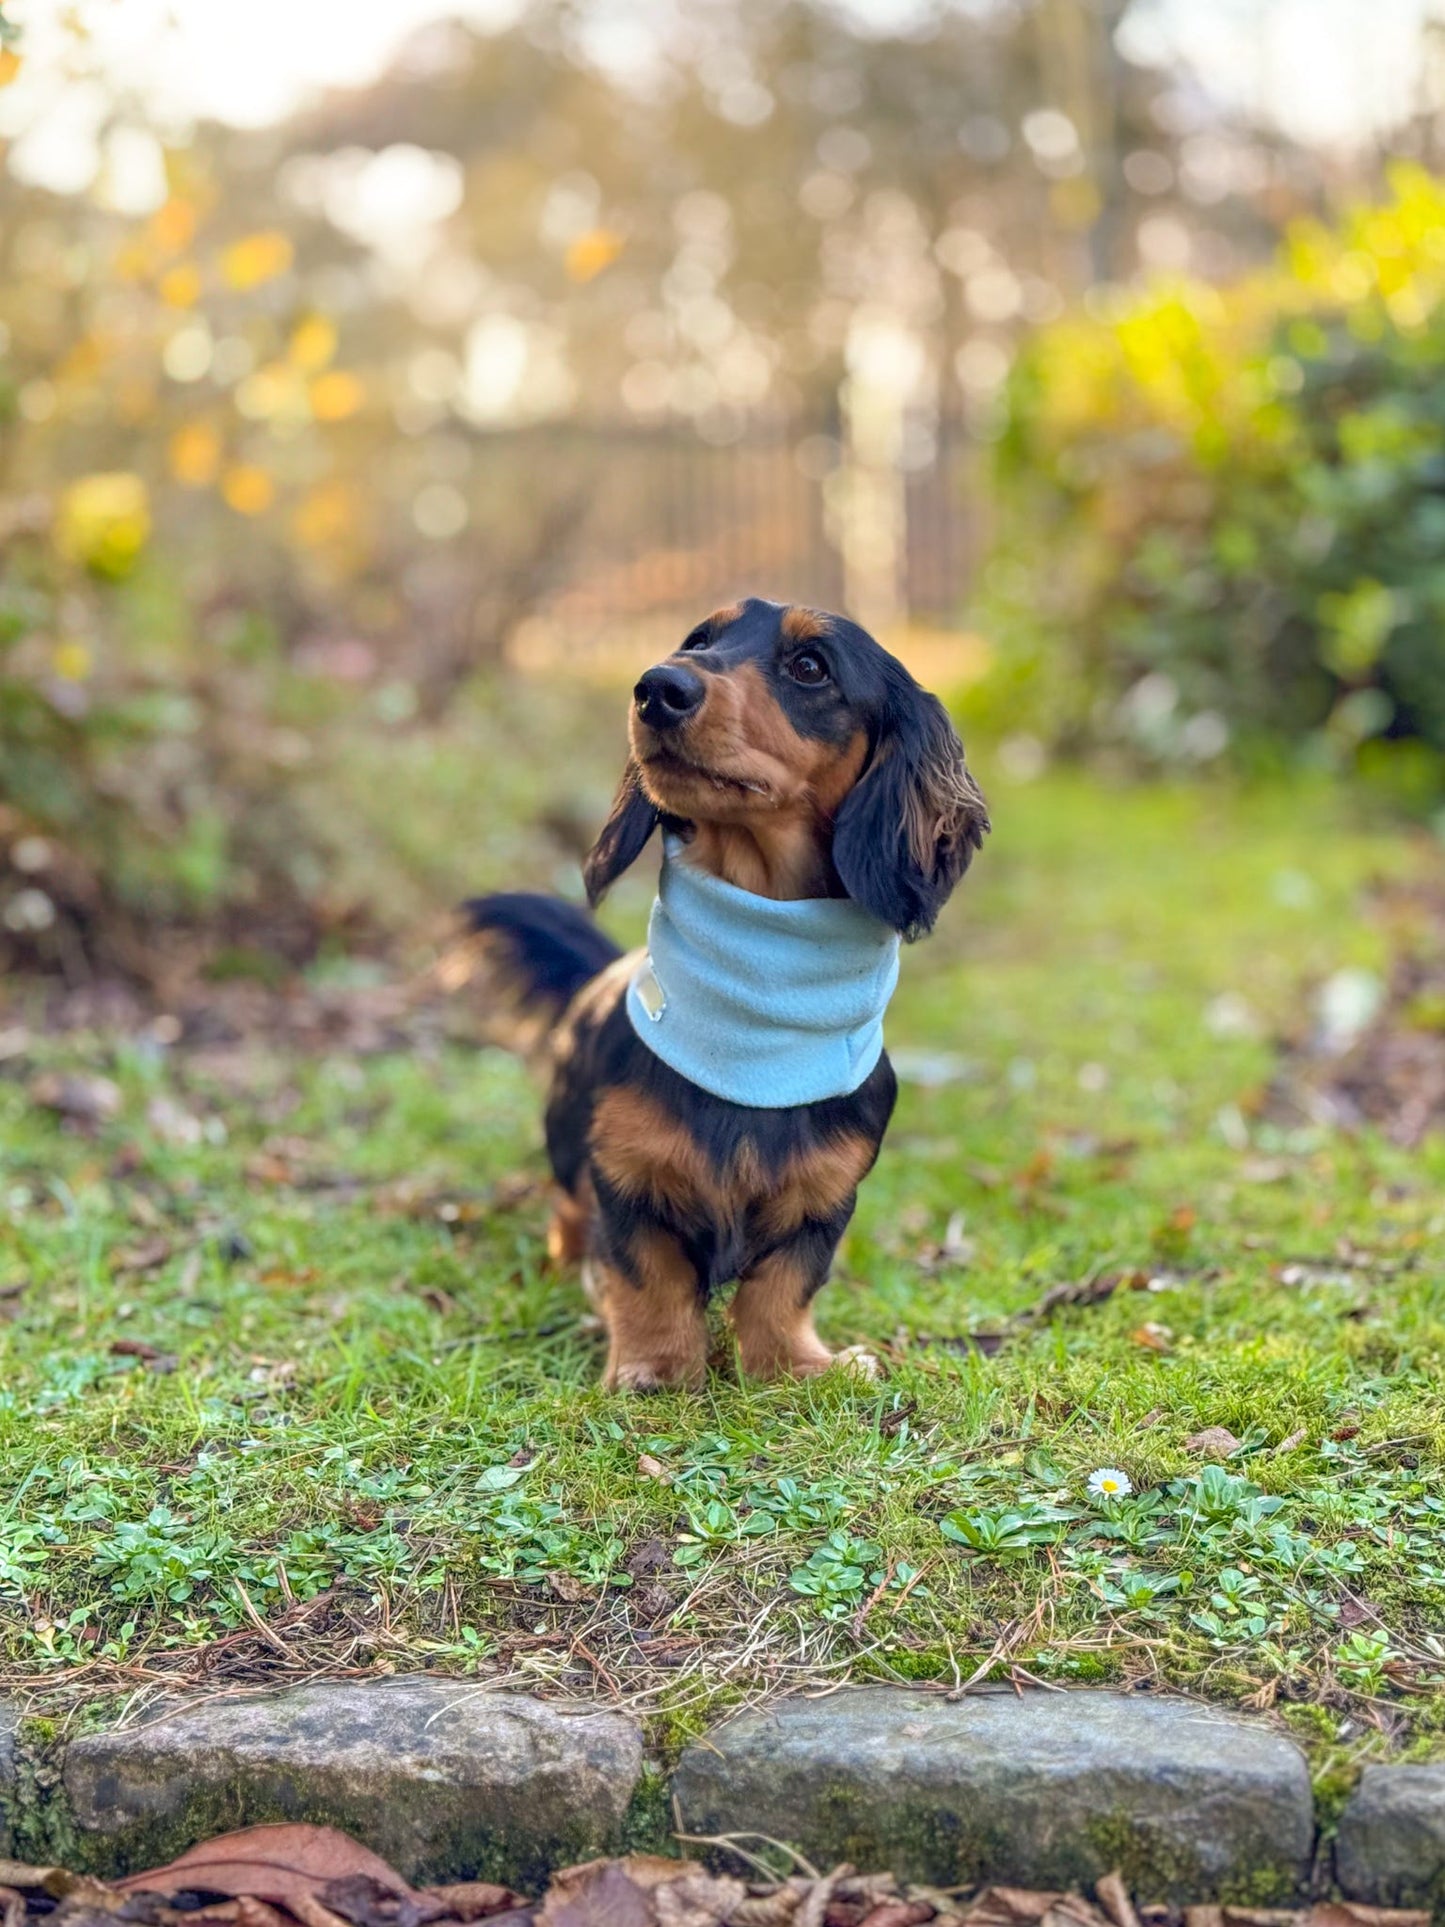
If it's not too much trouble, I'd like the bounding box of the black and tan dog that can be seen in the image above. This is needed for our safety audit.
[446,597,988,1390]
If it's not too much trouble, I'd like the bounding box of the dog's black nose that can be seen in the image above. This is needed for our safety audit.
[634,663,705,731]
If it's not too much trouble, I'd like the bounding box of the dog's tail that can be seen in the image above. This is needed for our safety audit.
[435,893,622,1062]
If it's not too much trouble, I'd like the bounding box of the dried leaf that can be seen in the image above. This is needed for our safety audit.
[322,1876,452,1927]
[420,1886,524,1923]
[110,1339,178,1374]
[856,1905,934,1927]
[1130,1323,1173,1353]
[960,1892,1063,1927]
[1184,1427,1241,1458]
[637,1455,672,1485]
[111,1238,174,1276]
[0,1863,76,1896]
[653,1872,748,1927]
[537,1860,656,1927]
[1295,1910,1429,1927]
[291,1896,354,1927]
[30,1071,122,1125]
[236,1904,294,1927]
[1092,1878,1137,1927]
[730,1896,802,1927]
[113,1825,413,1907]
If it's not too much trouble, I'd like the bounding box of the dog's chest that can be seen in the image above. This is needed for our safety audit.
[588,1083,876,1249]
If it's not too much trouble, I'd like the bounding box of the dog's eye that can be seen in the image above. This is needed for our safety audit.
[680,628,710,652]
[787,651,829,685]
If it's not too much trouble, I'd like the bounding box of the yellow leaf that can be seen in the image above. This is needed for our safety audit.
[220,464,275,515]
[288,315,337,373]
[221,231,294,292]
[291,480,357,548]
[168,422,221,487]
[564,228,625,283]
[159,264,202,308]
[52,641,93,682]
[151,199,198,255]
[309,370,365,421]
[54,473,151,579]
[234,362,308,423]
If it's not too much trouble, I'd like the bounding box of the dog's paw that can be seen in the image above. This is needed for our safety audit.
[831,1344,881,1381]
[604,1355,705,1393]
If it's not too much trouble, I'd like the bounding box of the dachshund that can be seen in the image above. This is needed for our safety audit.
[444,598,989,1390]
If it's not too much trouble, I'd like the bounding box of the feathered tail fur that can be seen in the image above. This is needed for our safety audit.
[435,893,621,1064]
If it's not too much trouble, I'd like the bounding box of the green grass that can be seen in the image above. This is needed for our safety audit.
[1,769,1443,1768]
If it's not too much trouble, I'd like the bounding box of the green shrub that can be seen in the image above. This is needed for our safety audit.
[0,505,335,980]
[974,165,1445,803]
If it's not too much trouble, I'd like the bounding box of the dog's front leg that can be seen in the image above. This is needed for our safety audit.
[729,1226,844,1379]
[587,1223,708,1392]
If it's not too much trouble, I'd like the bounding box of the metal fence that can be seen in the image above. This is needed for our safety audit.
[479,415,981,664]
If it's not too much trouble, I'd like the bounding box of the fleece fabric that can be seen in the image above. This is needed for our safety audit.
[625,837,901,1107]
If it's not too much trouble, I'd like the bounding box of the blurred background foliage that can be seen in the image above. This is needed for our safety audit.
[980,164,1445,804]
[2,0,1445,981]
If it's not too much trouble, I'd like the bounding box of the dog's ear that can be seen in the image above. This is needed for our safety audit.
[583,759,662,907]
[833,687,989,940]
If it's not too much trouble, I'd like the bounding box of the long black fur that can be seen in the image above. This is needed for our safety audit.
[461,893,620,1012]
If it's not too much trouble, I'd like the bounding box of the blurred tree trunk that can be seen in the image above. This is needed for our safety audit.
[1035,0,1128,284]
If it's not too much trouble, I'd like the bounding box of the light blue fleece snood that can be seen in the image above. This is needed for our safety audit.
[625,839,901,1108]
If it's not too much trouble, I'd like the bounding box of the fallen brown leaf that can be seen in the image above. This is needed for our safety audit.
[856,1906,933,1927]
[1184,1428,1241,1458]
[113,1825,413,1907]
[420,1887,524,1923]
[109,1339,178,1374]
[637,1455,672,1485]
[654,1872,749,1927]
[960,1893,1062,1927]
[1130,1323,1173,1353]
[1093,1875,1138,1927]
[291,1896,353,1927]
[236,1903,293,1927]
[111,1238,174,1276]
[30,1072,121,1126]
[537,1860,658,1927]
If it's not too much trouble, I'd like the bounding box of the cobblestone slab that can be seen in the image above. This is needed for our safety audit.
[61,1679,644,1885]
[673,1686,1314,1902]
[1335,1764,1445,1908]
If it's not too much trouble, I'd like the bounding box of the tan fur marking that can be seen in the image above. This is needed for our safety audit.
[643,665,869,899]
[706,602,743,630]
[591,1085,719,1215]
[781,606,828,642]
[590,1240,708,1391]
[729,1252,835,1379]
[593,1088,870,1248]
[551,950,641,1067]
[433,927,555,1067]
[755,1132,876,1241]
[547,1186,590,1266]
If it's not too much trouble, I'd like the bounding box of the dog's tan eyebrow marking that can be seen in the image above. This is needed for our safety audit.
[781,606,828,642]
[706,602,742,630]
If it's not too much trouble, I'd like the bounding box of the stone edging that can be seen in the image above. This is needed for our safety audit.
[0,1683,1439,1907]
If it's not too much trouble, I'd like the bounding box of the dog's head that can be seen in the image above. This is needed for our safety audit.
[583,598,989,940]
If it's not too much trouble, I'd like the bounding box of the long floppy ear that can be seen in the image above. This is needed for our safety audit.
[583,759,662,907]
[833,689,989,940]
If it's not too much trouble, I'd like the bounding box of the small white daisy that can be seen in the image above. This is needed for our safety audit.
[1087,1467,1133,1499]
